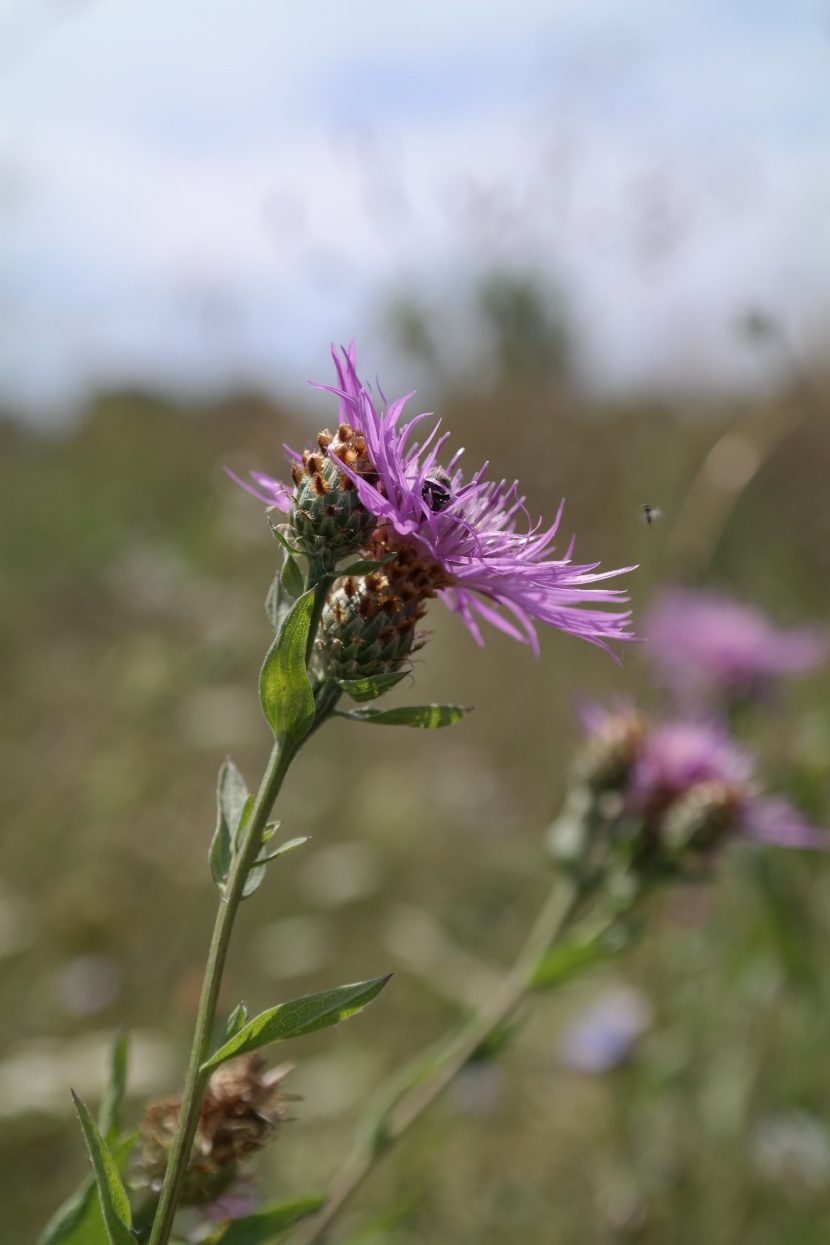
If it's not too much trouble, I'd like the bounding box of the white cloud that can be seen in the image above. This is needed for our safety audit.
[1,0,828,415]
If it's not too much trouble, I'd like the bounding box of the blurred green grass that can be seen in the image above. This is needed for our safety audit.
[1,375,829,1244]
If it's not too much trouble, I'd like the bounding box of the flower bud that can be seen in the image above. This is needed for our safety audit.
[287,424,379,564]
[572,710,646,793]
[319,541,449,681]
[661,781,741,855]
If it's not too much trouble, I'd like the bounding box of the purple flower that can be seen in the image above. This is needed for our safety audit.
[559,986,651,1074]
[237,344,636,657]
[644,587,826,706]
[201,1176,259,1225]
[631,720,825,850]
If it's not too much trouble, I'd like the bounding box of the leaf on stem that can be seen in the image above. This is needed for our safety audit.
[209,759,251,891]
[204,1197,325,1245]
[335,705,471,728]
[202,976,392,1073]
[241,834,309,900]
[255,835,309,864]
[259,590,316,743]
[336,551,397,576]
[221,1002,249,1044]
[280,550,305,601]
[35,1178,106,1245]
[265,578,289,636]
[336,672,409,703]
[71,1093,134,1245]
[98,1032,129,1146]
[37,1137,135,1245]
[530,929,624,990]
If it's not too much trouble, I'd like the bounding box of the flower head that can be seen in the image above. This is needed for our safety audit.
[645,587,826,707]
[575,706,826,861]
[234,344,636,658]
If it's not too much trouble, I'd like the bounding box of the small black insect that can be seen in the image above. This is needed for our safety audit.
[642,503,663,527]
[422,469,452,513]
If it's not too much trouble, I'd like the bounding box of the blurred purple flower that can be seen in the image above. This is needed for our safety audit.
[238,344,636,656]
[559,986,651,1074]
[201,1176,258,1224]
[632,720,826,850]
[633,720,753,797]
[645,587,826,706]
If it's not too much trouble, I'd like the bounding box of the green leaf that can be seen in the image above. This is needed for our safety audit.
[256,835,309,864]
[336,704,471,728]
[337,672,409,703]
[266,515,299,553]
[530,930,623,990]
[98,1032,128,1145]
[336,552,397,576]
[209,759,250,889]
[265,576,291,636]
[202,975,392,1073]
[206,1196,324,1245]
[37,1137,135,1245]
[259,590,316,742]
[36,1178,106,1245]
[222,1002,249,1044]
[280,551,305,600]
[241,860,267,899]
[241,834,309,901]
[71,1093,134,1245]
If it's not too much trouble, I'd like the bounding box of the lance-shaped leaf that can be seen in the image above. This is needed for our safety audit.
[205,1196,325,1245]
[221,1002,249,1045]
[209,759,250,890]
[266,514,300,553]
[280,551,305,600]
[337,671,409,703]
[241,834,309,900]
[259,590,316,742]
[265,576,291,636]
[71,1093,134,1245]
[336,704,471,728]
[202,976,392,1073]
[531,928,626,990]
[38,1131,135,1245]
[36,1178,107,1245]
[98,1032,129,1146]
[256,835,309,865]
[335,551,397,576]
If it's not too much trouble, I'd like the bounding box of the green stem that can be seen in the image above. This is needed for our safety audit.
[290,875,584,1245]
[148,737,297,1245]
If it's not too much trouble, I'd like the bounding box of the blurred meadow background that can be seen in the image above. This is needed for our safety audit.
[2,2,830,1242]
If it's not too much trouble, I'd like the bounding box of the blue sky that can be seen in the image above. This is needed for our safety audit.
[1,0,828,418]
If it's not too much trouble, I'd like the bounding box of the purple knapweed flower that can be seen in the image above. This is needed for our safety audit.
[234,344,636,657]
[644,587,826,706]
[631,720,826,850]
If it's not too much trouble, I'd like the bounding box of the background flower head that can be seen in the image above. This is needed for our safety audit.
[574,706,826,860]
[644,587,827,707]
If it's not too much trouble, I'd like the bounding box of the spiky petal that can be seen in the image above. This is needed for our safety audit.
[318,346,636,656]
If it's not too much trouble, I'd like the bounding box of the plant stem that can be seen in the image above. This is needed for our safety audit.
[148,737,297,1245]
[290,875,583,1245]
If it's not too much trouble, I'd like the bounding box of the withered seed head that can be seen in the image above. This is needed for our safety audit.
[134,1055,298,1209]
